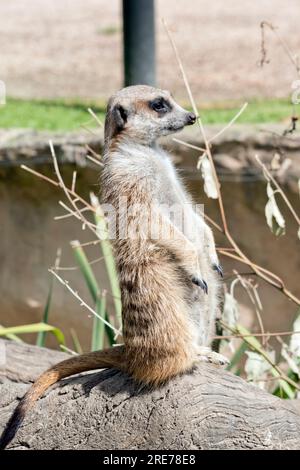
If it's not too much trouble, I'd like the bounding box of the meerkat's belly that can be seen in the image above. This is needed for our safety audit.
[155,166,219,346]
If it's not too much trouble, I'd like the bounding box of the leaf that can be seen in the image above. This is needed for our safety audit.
[90,193,122,327]
[281,345,300,377]
[270,153,281,170]
[265,182,286,236]
[222,292,239,335]
[245,350,274,383]
[37,249,61,347]
[289,313,300,358]
[236,324,261,350]
[70,328,83,355]
[0,323,65,345]
[36,274,55,347]
[236,324,295,398]
[199,154,219,199]
[226,341,248,371]
[0,324,23,343]
[91,292,107,352]
[273,376,296,399]
[71,240,114,346]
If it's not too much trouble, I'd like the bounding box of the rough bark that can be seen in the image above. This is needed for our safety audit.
[0,339,300,450]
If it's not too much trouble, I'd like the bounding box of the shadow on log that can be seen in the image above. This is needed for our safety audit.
[1,339,300,450]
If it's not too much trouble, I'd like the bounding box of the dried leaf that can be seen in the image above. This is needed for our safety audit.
[277,158,291,179]
[281,345,300,377]
[271,153,281,170]
[222,292,239,335]
[199,154,219,199]
[289,313,300,358]
[265,182,286,236]
[245,350,275,389]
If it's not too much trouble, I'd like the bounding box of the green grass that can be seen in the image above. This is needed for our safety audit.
[201,98,296,125]
[0,97,297,131]
[0,98,106,131]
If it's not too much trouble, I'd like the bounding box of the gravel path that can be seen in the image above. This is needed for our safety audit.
[0,0,299,102]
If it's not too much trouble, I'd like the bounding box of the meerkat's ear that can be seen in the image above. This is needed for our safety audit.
[112,104,128,134]
[104,101,128,144]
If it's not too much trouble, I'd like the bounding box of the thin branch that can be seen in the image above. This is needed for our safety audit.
[52,256,105,272]
[162,21,300,306]
[163,19,234,234]
[172,137,206,153]
[60,345,78,356]
[260,22,300,76]
[21,163,93,212]
[202,213,223,232]
[50,269,119,336]
[52,265,78,271]
[208,102,248,143]
[88,107,103,127]
[219,250,283,284]
[174,103,248,147]
[85,144,102,160]
[21,158,106,242]
[86,154,104,167]
[58,200,97,228]
[216,247,236,252]
[221,320,300,391]
[71,171,77,193]
[233,270,266,344]
[80,124,98,136]
[219,248,300,306]
[213,330,300,341]
[247,376,283,384]
[162,19,198,116]
[88,256,105,266]
[74,239,102,248]
[21,165,60,187]
[54,206,90,221]
[49,142,108,238]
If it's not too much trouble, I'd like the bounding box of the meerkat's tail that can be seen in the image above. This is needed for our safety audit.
[0,345,125,450]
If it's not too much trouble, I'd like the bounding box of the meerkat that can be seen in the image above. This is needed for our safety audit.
[0,85,227,450]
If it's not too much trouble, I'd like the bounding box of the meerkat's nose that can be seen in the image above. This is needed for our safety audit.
[186,112,197,125]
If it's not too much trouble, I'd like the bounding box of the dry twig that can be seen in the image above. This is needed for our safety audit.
[162,18,300,306]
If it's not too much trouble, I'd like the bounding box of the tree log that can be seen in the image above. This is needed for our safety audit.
[0,339,300,450]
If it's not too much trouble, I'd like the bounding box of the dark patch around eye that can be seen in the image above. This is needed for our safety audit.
[149,97,172,114]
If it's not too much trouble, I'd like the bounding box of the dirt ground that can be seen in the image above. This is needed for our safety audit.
[0,0,299,103]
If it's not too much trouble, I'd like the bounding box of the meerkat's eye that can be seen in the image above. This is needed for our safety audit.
[149,98,171,114]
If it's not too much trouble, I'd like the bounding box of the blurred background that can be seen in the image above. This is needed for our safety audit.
[0,0,299,355]
[1,0,300,103]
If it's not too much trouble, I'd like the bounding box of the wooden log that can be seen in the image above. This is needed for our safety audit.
[1,339,300,450]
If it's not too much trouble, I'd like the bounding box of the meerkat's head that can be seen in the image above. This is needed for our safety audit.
[104,85,196,148]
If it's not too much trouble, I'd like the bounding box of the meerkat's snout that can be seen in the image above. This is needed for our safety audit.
[185,112,197,125]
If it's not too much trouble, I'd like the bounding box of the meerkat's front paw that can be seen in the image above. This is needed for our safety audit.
[213,263,223,278]
[191,276,208,294]
[196,346,229,366]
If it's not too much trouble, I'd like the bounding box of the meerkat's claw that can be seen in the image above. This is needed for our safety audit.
[202,280,208,294]
[213,263,223,277]
[196,347,229,366]
[191,276,208,294]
